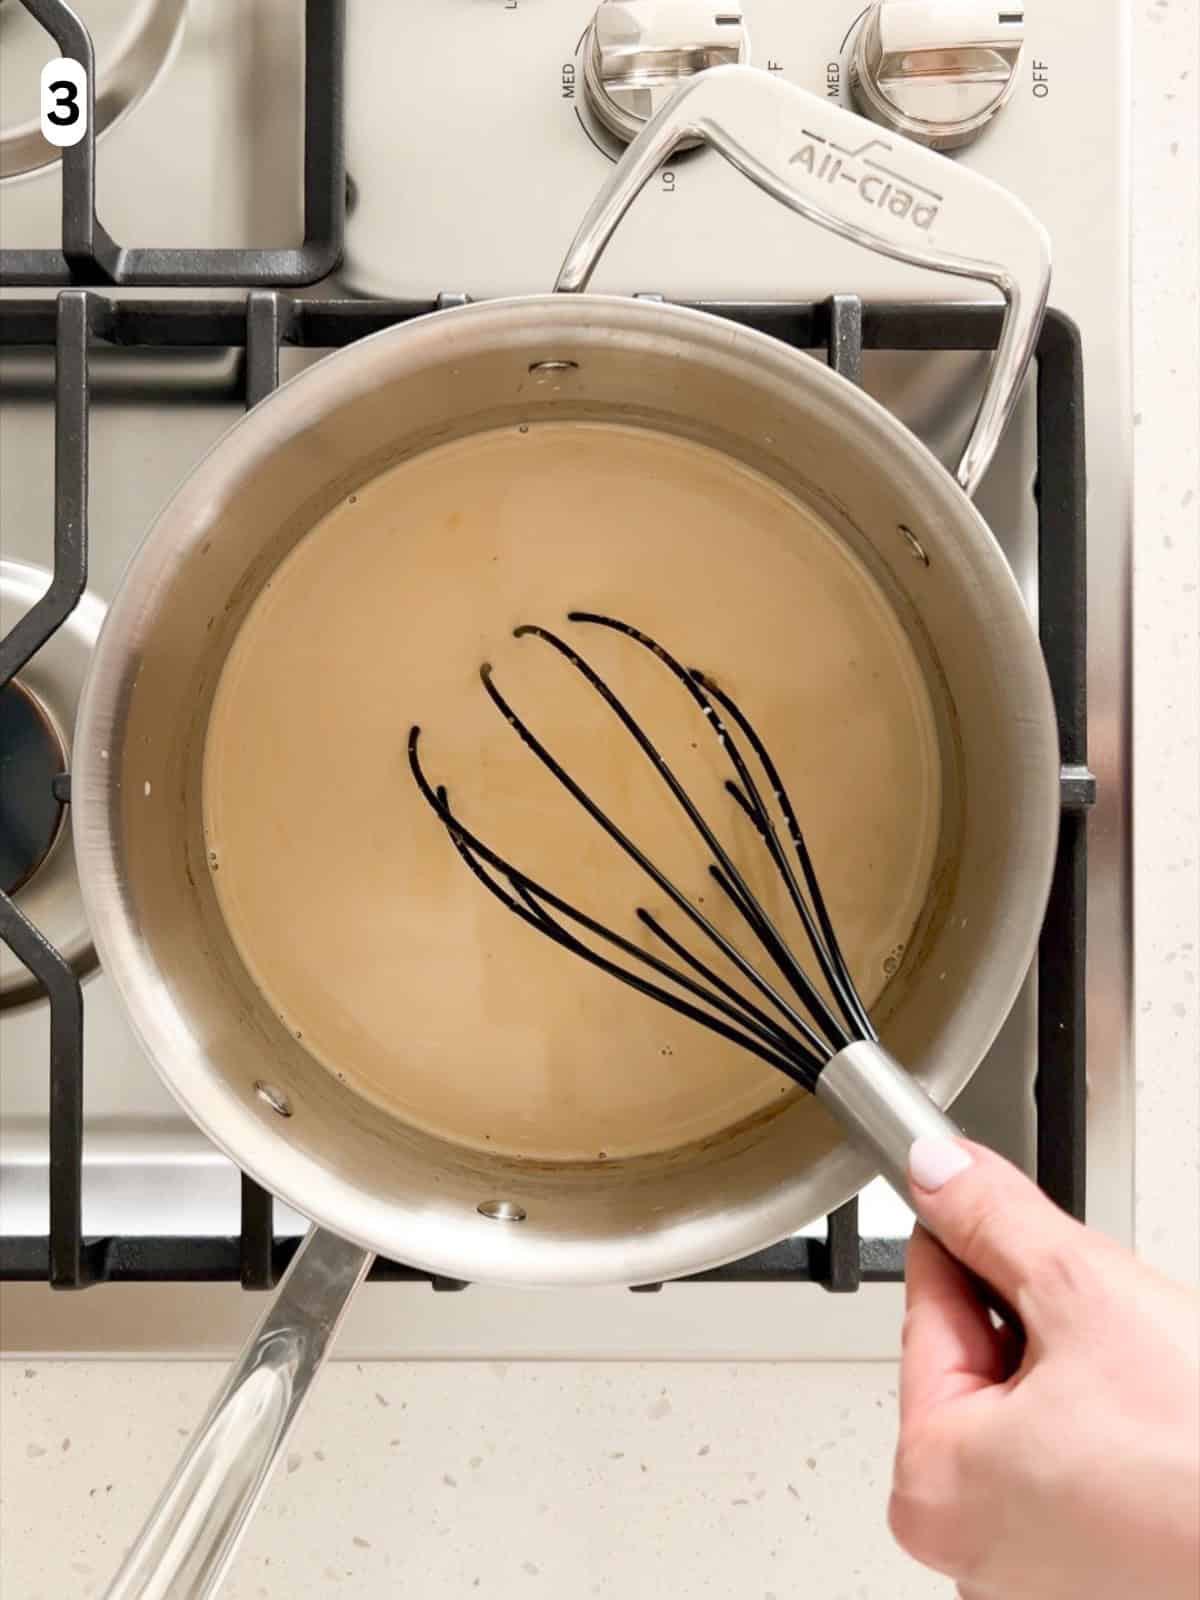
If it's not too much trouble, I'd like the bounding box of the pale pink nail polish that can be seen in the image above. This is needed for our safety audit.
[909,1135,972,1193]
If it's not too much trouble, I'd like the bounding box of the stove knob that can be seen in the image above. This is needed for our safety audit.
[849,0,1024,151]
[582,0,750,146]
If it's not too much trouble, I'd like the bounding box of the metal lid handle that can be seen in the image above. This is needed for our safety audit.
[555,65,1051,498]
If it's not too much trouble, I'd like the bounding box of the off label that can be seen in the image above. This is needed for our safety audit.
[40,58,87,147]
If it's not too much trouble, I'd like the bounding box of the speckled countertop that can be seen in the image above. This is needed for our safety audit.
[3,6,1197,1596]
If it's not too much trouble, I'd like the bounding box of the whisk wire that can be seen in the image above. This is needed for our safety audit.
[514,881,818,1088]
[407,740,823,1087]
[695,672,876,1042]
[706,861,814,1001]
[511,623,803,969]
[566,613,859,1049]
[632,907,813,1062]
[478,651,833,1052]
[409,613,880,1095]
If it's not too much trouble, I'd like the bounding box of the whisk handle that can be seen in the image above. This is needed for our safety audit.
[817,1041,1024,1343]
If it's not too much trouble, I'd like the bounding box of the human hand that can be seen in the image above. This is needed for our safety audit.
[888,1137,1200,1600]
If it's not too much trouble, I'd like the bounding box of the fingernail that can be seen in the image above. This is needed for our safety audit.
[909,1136,972,1193]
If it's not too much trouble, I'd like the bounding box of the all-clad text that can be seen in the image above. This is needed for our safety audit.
[788,143,940,231]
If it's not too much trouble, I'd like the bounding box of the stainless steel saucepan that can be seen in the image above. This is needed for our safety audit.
[79,68,1057,1599]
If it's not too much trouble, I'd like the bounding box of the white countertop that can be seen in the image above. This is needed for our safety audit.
[2,6,1197,1595]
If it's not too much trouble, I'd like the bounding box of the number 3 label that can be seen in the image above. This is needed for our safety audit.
[40,58,87,148]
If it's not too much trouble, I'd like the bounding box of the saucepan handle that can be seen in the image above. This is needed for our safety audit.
[554,64,1050,499]
[103,1226,373,1600]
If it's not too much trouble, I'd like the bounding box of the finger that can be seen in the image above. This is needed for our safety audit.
[906,1136,1091,1328]
[900,1223,1008,1426]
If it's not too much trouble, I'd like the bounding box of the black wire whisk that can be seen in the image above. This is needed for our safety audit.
[410,613,1018,1335]
[410,613,876,1093]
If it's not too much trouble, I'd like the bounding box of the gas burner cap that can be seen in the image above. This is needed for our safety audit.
[0,559,105,1010]
[0,679,65,897]
[0,0,186,181]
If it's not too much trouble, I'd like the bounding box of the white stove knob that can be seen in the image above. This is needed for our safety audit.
[849,0,1024,151]
[582,0,750,146]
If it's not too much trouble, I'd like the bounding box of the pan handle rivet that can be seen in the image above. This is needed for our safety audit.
[527,359,579,376]
[254,1081,292,1117]
[477,1199,527,1222]
[897,524,930,565]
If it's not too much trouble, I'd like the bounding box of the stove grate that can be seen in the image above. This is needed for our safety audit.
[0,0,344,288]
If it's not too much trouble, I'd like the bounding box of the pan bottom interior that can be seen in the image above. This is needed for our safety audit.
[201,421,943,1163]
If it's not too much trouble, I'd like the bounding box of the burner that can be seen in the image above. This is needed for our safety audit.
[0,679,65,897]
[0,558,105,1009]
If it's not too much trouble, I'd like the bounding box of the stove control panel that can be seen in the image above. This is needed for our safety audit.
[848,0,1026,150]
[343,0,1104,304]
[582,0,751,145]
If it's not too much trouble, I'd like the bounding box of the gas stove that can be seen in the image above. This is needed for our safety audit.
[0,0,1127,1356]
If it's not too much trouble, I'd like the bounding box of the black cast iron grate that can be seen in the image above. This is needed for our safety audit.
[0,290,1092,1292]
[0,0,344,287]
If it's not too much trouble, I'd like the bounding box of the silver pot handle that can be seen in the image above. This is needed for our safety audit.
[555,64,1050,499]
[104,1226,372,1600]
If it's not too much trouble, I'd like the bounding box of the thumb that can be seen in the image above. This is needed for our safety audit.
[907,1136,1095,1332]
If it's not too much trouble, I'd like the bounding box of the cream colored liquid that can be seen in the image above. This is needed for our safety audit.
[203,423,941,1161]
